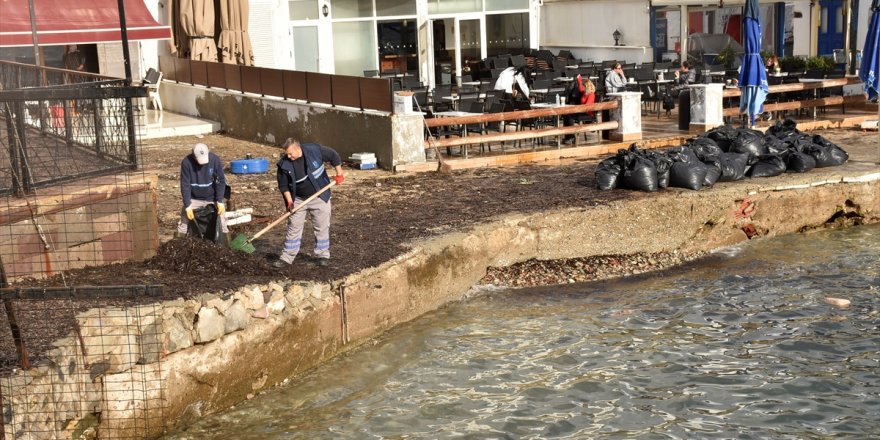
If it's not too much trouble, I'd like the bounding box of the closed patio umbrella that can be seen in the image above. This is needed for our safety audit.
[738,0,768,127]
[180,0,217,61]
[218,0,254,65]
[859,0,880,102]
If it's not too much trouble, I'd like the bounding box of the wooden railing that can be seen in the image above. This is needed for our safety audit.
[423,101,620,150]
[158,56,394,113]
[721,76,864,117]
[0,60,116,89]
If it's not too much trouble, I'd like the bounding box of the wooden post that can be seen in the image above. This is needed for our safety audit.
[0,256,30,370]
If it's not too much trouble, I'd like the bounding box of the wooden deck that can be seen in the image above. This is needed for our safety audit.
[399,99,879,172]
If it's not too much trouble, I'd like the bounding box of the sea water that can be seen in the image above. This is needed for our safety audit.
[163,224,880,439]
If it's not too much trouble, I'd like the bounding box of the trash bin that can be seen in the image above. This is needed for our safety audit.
[678,89,691,130]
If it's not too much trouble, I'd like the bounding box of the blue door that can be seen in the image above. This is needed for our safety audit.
[817,0,844,56]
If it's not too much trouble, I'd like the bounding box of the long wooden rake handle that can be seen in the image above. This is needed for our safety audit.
[249,181,336,242]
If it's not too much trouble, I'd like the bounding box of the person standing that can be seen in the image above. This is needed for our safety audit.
[63,45,85,72]
[177,143,228,242]
[274,138,345,268]
[604,63,627,94]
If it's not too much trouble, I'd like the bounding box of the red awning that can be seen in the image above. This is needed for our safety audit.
[0,0,172,47]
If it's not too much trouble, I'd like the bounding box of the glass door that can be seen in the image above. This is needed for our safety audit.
[431,18,455,86]
[457,17,482,84]
[429,16,483,87]
[292,26,319,72]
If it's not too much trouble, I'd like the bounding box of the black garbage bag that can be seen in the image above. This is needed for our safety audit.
[749,154,787,178]
[685,137,723,162]
[188,204,221,242]
[763,135,788,157]
[669,162,707,190]
[618,149,659,192]
[705,125,739,151]
[731,128,768,161]
[767,118,799,138]
[667,145,701,163]
[646,150,673,188]
[596,156,623,190]
[716,152,750,182]
[808,136,849,167]
[786,151,817,173]
[702,160,722,187]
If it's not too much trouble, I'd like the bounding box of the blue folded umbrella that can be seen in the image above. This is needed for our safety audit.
[859,0,880,101]
[738,0,769,126]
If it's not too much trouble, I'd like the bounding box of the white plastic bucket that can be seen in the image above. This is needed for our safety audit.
[393,91,414,114]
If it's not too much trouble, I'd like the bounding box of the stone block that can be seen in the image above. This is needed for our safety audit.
[77,308,140,374]
[266,292,286,314]
[239,286,265,310]
[204,295,232,314]
[195,307,225,343]
[223,300,249,333]
[100,364,164,437]
[252,306,268,319]
[164,314,194,354]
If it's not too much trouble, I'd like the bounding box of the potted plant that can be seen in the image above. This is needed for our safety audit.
[780,56,806,74]
[715,44,739,69]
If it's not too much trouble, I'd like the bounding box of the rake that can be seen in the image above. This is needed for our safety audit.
[229,181,336,254]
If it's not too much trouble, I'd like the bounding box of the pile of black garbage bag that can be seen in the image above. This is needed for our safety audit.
[597,119,850,192]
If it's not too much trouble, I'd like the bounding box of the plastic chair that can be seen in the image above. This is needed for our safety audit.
[143,68,163,113]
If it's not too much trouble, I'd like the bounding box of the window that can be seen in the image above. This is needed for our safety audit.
[486,13,530,56]
[289,0,319,20]
[486,0,528,11]
[334,21,377,76]
[427,0,481,15]
[376,0,415,16]
[333,0,373,19]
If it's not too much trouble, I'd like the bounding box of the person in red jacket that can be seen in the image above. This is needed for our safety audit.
[562,74,596,145]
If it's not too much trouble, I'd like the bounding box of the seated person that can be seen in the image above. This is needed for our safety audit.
[765,54,781,74]
[604,63,627,95]
[671,61,696,97]
[563,74,596,145]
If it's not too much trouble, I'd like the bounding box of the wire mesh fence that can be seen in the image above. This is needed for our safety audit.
[1,62,167,438]
[0,60,157,284]
[1,287,168,439]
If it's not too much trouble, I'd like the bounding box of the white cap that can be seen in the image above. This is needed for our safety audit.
[192,143,209,165]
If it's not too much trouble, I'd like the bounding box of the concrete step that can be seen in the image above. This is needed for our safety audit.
[138,110,220,139]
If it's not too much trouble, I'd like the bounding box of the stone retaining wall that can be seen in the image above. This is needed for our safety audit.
[2,174,878,439]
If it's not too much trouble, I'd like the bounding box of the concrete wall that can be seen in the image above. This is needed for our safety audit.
[0,175,160,281]
[541,0,653,64]
[3,171,878,439]
[160,83,426,170]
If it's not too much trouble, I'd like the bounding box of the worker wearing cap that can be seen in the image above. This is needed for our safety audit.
[274,138,344,268]
[177,143,228,241]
